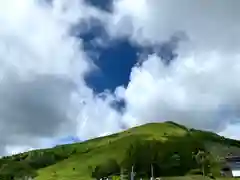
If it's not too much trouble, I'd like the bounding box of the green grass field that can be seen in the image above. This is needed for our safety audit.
[1,121,240,180]
[35,122,189,180]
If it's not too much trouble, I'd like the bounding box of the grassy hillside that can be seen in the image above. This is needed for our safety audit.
[161,176,240,180]
[1,121,240,180]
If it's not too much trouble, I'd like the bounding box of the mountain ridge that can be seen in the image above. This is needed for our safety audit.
[0,121,240,180]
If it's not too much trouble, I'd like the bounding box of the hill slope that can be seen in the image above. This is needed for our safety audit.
[1,121,240,180]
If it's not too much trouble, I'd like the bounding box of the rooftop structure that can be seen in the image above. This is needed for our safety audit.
[226,156,240,162]
[221,156,240,177]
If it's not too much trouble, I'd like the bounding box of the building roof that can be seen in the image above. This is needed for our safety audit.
[232,169,240,177]
[226,156,240,162]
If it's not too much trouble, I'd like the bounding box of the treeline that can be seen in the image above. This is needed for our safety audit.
[91,159,121,179]
[189,128,240,148]
[91,136,212,179]
[0,146,78,179]
[0,126,237,180]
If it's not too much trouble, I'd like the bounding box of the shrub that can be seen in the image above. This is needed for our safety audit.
[92,159,120,179]
[0,161,37,179]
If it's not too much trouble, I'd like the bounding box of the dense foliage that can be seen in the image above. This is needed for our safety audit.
[0,161,37,180]
[91,159,120,179]
[121,136,206,178]
[0,146,77,179]
[90,134,213,179]
[0,121,240,179]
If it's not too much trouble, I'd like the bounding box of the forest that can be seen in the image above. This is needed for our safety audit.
[91,136,213,179]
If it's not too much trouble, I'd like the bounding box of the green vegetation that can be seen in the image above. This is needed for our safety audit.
[0,121,239,180]
[121,137,203,177]
[91,158,120,179]
[194,150,211,177]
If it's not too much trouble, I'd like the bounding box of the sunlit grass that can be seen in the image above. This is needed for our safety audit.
[32,122,240,180]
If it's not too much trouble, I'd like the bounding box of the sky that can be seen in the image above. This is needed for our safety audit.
[1,0,240,155]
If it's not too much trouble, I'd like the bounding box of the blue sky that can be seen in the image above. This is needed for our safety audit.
[45,0,240,146]
[62,0,240,145]
[54,0,179,145]
[51,136,81,146]
[78,18,179,93]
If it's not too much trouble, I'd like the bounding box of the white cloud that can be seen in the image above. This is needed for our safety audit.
[0,0,121,155]
[110,0,240,51]
[75,92,124,140]
[5,145,35,155]
[109,0,240,137]
[2,0,240,155]
[118,52,240,131]
[219,123,240,140]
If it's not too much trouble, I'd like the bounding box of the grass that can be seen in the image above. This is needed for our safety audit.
[35,122,188,180]
[2,121,240,180]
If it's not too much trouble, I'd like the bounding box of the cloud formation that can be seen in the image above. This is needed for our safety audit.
[110,0,240,134]
[0,0,120,155]
[110,0,240,50]
[1,0,240,155]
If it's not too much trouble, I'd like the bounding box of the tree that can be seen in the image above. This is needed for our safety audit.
[121,139,164,178]
[194,150,210,176]
[105,159,121,176]
[27,152,57,169]
[92,165,102,180]
[0,161,37,180]
[91,159,120,179]
[122,137,207,178]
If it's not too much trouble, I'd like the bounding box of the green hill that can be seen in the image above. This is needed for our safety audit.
[1,121,240,180]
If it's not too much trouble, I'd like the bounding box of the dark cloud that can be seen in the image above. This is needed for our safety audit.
[84,0,113,12]
[0,74,77,153]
